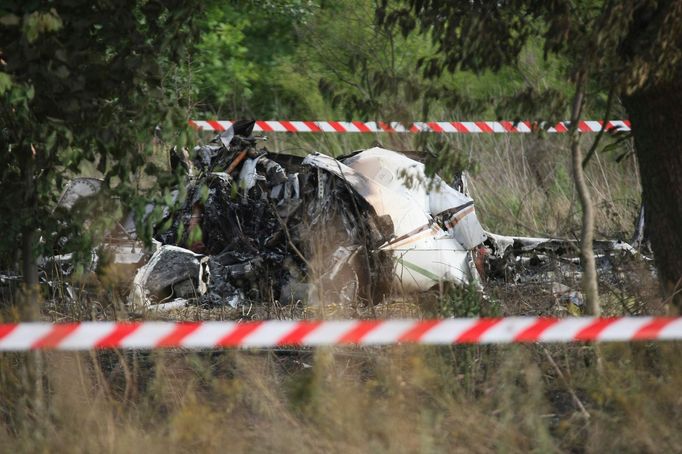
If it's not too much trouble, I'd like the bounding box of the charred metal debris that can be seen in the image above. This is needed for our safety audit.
[3,121,647,312]
[135,120,398,310]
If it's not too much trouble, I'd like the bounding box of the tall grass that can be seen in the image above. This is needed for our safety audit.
[1,343,680,453]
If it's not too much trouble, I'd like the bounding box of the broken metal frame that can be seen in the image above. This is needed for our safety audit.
[4,122,649,312]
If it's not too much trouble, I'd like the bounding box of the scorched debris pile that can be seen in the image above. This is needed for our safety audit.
[1,120,644,313]
[137,121,400,309]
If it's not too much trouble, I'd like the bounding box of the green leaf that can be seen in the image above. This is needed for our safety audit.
[45,130,57,151]
[187,224,203,246]
[0,73,12,95]
[54,65,70,79]
[23,9,63,43]
[199,184,209,203]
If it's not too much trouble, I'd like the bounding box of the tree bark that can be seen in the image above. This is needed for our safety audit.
[570,72,601,315]
[21,146,39,287]
[624,78,682,311]
[22,229,39,288]
[21,146,40,319]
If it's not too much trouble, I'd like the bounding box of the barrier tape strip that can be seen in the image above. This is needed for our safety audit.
[0,317,679,350]
[189,120,632,134]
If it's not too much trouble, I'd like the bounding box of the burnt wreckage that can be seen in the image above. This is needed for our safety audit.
[27,121,639,311]
[128,120,492,310]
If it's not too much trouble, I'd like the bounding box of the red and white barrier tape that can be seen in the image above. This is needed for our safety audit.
[0,317,679,350]
[189,120,631,134]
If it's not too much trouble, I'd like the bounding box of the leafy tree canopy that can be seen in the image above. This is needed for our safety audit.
[377,0,682,118]
[0,0,203,277]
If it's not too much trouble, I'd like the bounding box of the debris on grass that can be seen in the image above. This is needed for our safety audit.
[12,121,653,314]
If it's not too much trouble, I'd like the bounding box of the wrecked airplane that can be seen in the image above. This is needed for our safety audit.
[126,120,494,310]
[15,121,642,311]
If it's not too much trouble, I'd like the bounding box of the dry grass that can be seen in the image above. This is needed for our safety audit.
[1,343,681,453]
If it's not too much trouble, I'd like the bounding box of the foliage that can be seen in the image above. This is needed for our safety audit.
[0,1,203,273]
[292,1,578,122]
[378,0,682,99]
[438,283,501,318]
[190,0,319,118]
[188,0,576,122]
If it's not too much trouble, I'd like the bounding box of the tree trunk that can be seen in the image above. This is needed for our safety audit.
[22,229,39,287]
[21,146,40,319]
[624,78,682,311]
[21,146,38,285]
[570,72,600,315]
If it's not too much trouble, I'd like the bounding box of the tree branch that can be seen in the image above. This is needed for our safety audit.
[582,82,616,168]
[569,70,601,315]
